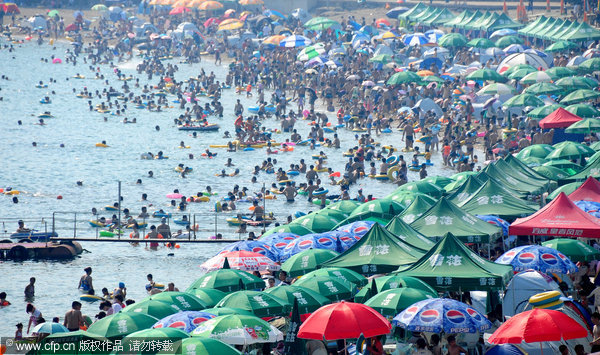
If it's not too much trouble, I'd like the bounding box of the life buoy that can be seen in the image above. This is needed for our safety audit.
[528,291,561,306]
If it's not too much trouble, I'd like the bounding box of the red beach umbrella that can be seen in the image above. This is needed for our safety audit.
[169,6,190,15]
[298,301,391,341]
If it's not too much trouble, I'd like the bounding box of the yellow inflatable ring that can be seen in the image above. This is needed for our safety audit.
[532,299,563,310]
[529,290,561,306]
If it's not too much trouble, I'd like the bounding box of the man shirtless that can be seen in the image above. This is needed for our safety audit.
[64,301,85,331]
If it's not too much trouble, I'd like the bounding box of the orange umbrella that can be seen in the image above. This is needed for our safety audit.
[169,6,190,14]
[188,0,206,7]
[198,0,223,10]
[172,0,190,7]
[375,18,391,28]
[239,0,264,5]
[218,18,243,31]
[148,0,161,5]
[263,34,286,45]
[223,8,236,17]
[417,70,435,77]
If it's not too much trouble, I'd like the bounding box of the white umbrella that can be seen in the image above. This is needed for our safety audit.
[497,52,549,74]
[520,71,552,84]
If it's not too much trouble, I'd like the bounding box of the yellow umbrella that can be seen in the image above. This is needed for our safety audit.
[148,0,161,5]
[188,0,206,7]
[239,0,264,5]
[381,31,397,39]
[263,34,286,45]
[172,0,190,7]
[199,0,223,9]
[218,19,244,31]
[416,70,435,77]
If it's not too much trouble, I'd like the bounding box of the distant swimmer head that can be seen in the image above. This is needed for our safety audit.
[12,197,18,203]
[155,125,160,131]
[18,120,22,125]
[136,179,142,184]
[77,181,83,186]
[32,142,37,146]
[60,144,65,148]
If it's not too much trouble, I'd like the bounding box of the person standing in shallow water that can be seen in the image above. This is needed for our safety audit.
[78,267,94,295]
[24,277,35,300]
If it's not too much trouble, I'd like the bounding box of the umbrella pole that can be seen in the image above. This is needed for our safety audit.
[540,342,543,355]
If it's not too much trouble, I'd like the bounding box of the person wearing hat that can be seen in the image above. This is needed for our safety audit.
[113,282,126,299]
[156,217,171,239]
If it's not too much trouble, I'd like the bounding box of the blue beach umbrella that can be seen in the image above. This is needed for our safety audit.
[279,35,312,48]
[420,57,443,70]
[476,215,511,237]
[218,240,280,262]
[153,311,217,333]
[258,233,298,253]
[404,33,429,47]
[485,344,527,355]
[317,230,359,251]
[32,323,69,334]
[280,234,339,261]
[496,245,578,274]
[504,44,529,54]
[335,220,376,238]
[393,298,492,334]
[490,28,518,38]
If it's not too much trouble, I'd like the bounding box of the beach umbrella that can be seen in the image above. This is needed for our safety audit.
[262,223,313,237]
[546,141,595,160]
[542,238,600,262]
[354,274,437,303]
[490,28,518,38]
[543,159,583,174]
[298,301,391,340]
[145,292,207,311]
[304,267,368,287]
[547,182,582,200]
[527,104,564,119]
[152,311,216,333]
[198,1,223,10]
[515,144,554,159]
[498,52,549,73]
[297,45,326,61]
[364,288,432,318]
[187,268,264,293]
[532,165,570,180]
[504,44,529,54]
[404,33,429,46]
[294,275,356,302]
[335,220,376,237]
[396,181,444,198]
[201,307,254,317]
[369,54,397,64]
[264,285,330,314]
[565,103,600,118]
[262,34,286,45]
[520,71,552,84]
[438,33,467,48]
[192,315,283,345]
[560,89,600,105]
[519,156,547,167]
[466,68,506,83]
[201,251,279,272]
[3,3,20,13]
[467,38,495,49]
[218,19,243,31]
[172,338,241,355]
[87,312,159,339]
[393,298,491,334]
[477,83,515,96]
[281,248,339,277]
[555,76,596,91]
[387,70,421,85]
[566,118,600,134]
[524,82,563,95]
[386,6,408,18]
[219,240,279,262]
[279,34,312,48]
[545,40,577,52]
[258,232,298,253]
[186,288,227,308]
[503,93,544,108]
[169,6,191,15]
[495,35,523,48]
[578,57,600,72]
[239,0,263,5]
[422,75,444,84]
[326,200,360,216]
[47,9,60,17]
[216,290,291,317]
[496,245,578,274]
[91,4,108,11]
[389,191,437,206]
[122,299,182,319]
[376,18,392,28]
[545,66,577,80]
[485,47,506,57]
[32,322,69,334]
[507,68,537,81]
[280,234,339,261]
[487,309,588,344]
[502,63,537,77]
[304,17,338,31]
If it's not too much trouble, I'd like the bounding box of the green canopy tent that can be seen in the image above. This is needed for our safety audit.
[396,196,434,224]
[538,19,565,40]
[321,223,425,275]
[396,232,514,291]
[528,17,557,39]
[549,23,579,42]
[518,15,547,36]
[408,5,434,21]
[482,13,522,31]
[561,21,600,41]
[443,171,479,192]
[409,197,502,243]
[423,9,456,26]
[503,154,553,186]
[473,12,499,31]
[454,10,482,29]
[446,175,484,205]
[481,162,548,196]
[465,11,495,31]
[385,216,436,251]
[543,20,573,41]
[443,9,473,28]
[457,178,539,219]
[398,2,429,20]
[416,7,441,23]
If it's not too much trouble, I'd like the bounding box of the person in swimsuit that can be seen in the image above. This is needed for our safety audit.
[78,267,94,295]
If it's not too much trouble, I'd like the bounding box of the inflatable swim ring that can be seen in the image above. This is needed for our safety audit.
[387,165,399,180]
[80,294,104,302]
[529,291,561,306]
[373,174,389,180]
[313,189,328,196]
[532,299,563,310]
[287,170,300,176]
[386,156,399,166]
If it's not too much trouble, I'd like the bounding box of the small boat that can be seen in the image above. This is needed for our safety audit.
[177,124,220,131]
[10,231,58,242]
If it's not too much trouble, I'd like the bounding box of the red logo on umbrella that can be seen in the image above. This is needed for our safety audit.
[168,321,186,329]
[298,240,315,249]
[192,317,211,325]
[517,252,536,264]
[402,306,419,319]
[541,253,558,265]
[318,237,334,247]
[446,310,466,324]
[420,309,440,323]
[466,308,482,322]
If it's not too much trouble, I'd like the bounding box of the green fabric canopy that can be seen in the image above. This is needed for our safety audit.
[321,223,425,275]
[336,198,405,227]
[409,197,501,243]
[483,13,522,31]
[396,233,513,291]
[455,10,482,29]
[481,162,547,196]
[446,175,484,205]
[518,15,546,36]
[399,3,429,19]
[563,153,600,181]
[325,200,360,216]
[289,212,340,233]
[354,274,438,303]
[561,21,600,41]
[515,144,555,159]
[385,216,436,251]
[444,9,473,27]
[423,8,455,25]
[396,196,434,224]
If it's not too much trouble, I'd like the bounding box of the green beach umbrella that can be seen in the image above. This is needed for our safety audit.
[524,82,563,96]
[495,35,523,47]
[545,40,577,52]
[304,17,338,31]
[47,9,60,17]
[215,290,290,317]
[290,212,340,233]
[556,77,596,91]
[546,141,595,160]
[565,118,600,134]
[122,299,181,319]
[516,144,555,159]
[144,292,207,311]
[532,165,570,180]
[548,181,582,200]
[543,159,583,174]
[467,38,495,48]
[578,57,600,72]
[191,315,283,345]
[281,249,339,277]
[560,89,600,105]
[387,70,422,85]
[466,68,507,82]
[507,67,538,81]
[477,83,515,96]
[264,285,330,314]
[348,198,405,218]
[566,104,600,118]
[325,200,360,216]
[422,75,445,83]
[502,64,536,77]
[186,288,228,308]
[354,275,438,303]
[187,269,264,293]
[297,44,325,61]
[388,191,437,206]
[40,331,110,355]
[369,54,397,64]
[119,328,189,354]
[503,93,544,108]
[527,104,564,119]
[395,180,444,198]
[438,33,468,48]
[542,238,600,262]
[200,307,254,317]
[87,312,159,339]
[171,338,241,355]
[364,288,433,318]
[520,71,552,84]
[545,66,577,80]
[293,275,356,301]
[592,141,600,150]
[32,322,69,334]
[422,175,454,188]
[91,4,108,11]
[261,224,313,237]
[520,156,548,167]
[304,267,368,287]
